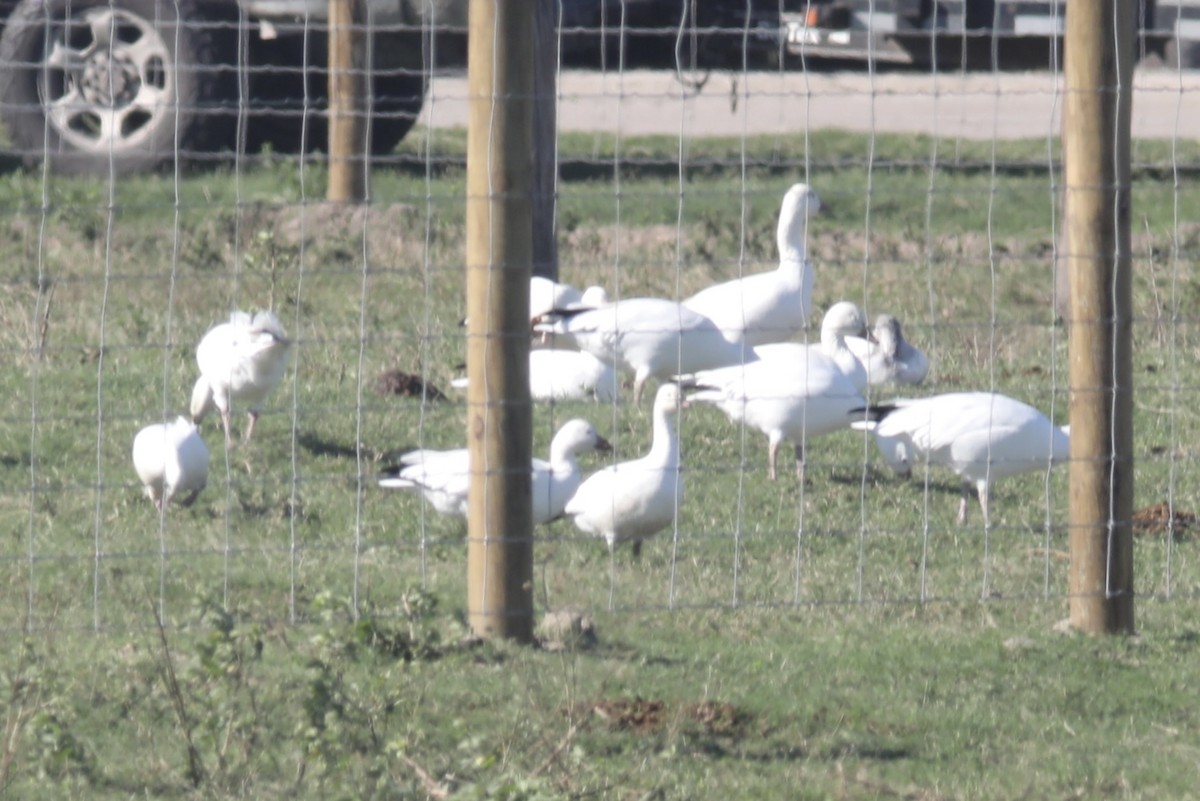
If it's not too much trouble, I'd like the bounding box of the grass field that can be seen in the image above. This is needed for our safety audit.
[1,127,1199,799]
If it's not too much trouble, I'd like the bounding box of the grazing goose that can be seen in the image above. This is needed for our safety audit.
[451,349,619,403]
[683,341,867,482]
[190,310,292,445]
[754,301,871,394]
[846,314,929,387]
[682,182,823,347]
[851,392,1070,525]
[378,418,611,525]
[534,298,744,403]
[132,417,210,511]
[563,383,684,557]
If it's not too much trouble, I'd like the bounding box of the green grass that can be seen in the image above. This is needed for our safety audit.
[2,129,1200,799]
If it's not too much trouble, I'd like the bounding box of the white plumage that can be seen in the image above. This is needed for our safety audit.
[754,300,870,394]
[682,182,823,347]
[846,314,929,387]
[377,418,611,525]
[190,310,292,445]
[132,416,210,511]
[852,392,1070,525]
[533,298,744,403]
[451,349,619,403]
[563,383,684,556]
[685,335,867,481]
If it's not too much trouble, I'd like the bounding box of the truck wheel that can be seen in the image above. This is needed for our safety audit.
[0,0,235,176]
[243,27,427,157]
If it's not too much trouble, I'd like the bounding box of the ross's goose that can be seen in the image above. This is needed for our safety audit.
[529,277,608,319]
[132,416,210,511]
[754,300,871,394]
[450,349,619,403]
[682,182,823,347]
[851,392,1069,525]
[563,383,684,556]
[683,337,867,481]
[378,418,611,525]
[190,310,292,445]
[533,298,745,403]
[846,314,929,387]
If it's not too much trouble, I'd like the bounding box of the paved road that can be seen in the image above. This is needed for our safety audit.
[419,67,1200,140]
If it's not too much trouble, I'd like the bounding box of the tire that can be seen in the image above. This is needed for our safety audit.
[242,25,427,157]
[0,0,236,176]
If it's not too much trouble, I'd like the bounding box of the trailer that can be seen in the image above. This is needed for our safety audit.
[780,0,1200,69]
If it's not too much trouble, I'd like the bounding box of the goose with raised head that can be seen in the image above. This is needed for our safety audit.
[682,182,824,347]
[563,383,685,557]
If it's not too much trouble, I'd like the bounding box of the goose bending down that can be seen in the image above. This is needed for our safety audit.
[754,300,871,394]
[450,349,619,403]
[683,338,868,482]
[682,183,824,347]
[534,298,745,403]
[191,310,292,445]
[563,383,684,557]
[132,417,210,511]
[846,314,929,387]
[529,276,609,320]
[851,392,1070,525]
[378,418,611,525]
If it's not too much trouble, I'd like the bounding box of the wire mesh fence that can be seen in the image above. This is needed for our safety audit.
[0,4,1198,636]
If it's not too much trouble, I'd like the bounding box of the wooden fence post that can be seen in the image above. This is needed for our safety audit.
[328,0,366,202]
[465,0,535,641]
[1063,0,1136,634]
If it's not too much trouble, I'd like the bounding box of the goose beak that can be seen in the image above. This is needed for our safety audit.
[595,435,613,453]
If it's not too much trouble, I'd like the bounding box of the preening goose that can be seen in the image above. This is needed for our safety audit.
[682,182,824,347]
[846,314,929,387]
[563,383,685,557]
[378,418,611,525]
[851,391,1069,525]
[190,310,292,445]
[534,298,744,403]
[132,416,210,511]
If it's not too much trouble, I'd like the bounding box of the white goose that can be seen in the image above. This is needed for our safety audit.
[682,182,823,347]
[754,301,871,394]
[132,416,210,511]
[450,349,619,403]
[846,314,929,387]
[851,392,1070,525]
[529,276,609,319]
[684,336,867,481]
[190,310,292,445]
[563,383,684,556]
[378,418,611,525]
[533,298,744,403]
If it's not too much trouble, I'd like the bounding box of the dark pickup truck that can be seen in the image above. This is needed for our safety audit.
[0,0,784,175]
